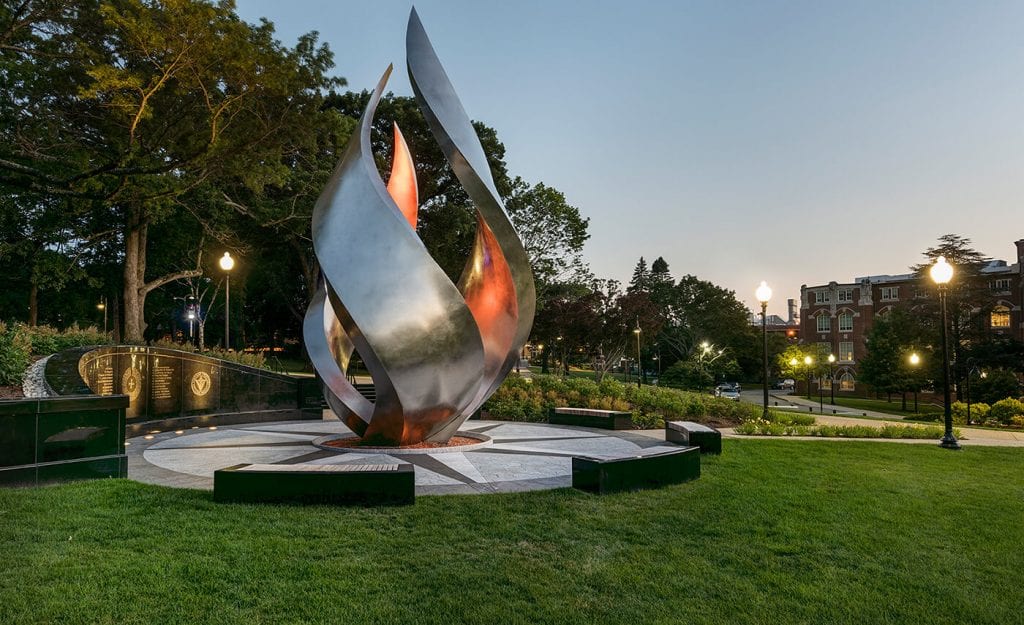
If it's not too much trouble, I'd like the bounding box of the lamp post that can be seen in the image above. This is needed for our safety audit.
[930,256,960,450]
[803,355,813,400]
[186,308,196,347]
[756,281,772,419]
[633,320,642,388]
[909,352,921,413]
[96,298,107,334]
[827,353,836,407]
[219,252,235,350]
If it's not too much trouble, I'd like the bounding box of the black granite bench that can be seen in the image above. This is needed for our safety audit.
[571,446,700,494]
[665,421,722,454]
[213,463,414,505]
[549,407,633,430]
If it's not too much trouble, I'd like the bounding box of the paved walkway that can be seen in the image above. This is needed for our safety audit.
[718,390,1024,447]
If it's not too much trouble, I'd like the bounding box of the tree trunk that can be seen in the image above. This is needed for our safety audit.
[197,320,206,351]
[123,209,147,342]
[28,282,38,326]
[122,208,202,343]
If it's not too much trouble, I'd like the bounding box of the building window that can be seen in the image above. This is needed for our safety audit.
[839,372,855,391]
[880,286,899,301]
[991,279,1011,293]
[837,288,853,303]
[816,315,831,333]
[815,290,830,304]
[839,342,854,362]
[991,306,1011,328]
[838,312,853,332]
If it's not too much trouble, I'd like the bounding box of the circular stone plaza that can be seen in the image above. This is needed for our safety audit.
[127,418,676,496]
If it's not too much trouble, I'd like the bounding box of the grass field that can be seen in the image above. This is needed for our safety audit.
[2,440,1022,624]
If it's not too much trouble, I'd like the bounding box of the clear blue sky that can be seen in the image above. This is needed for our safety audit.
[236,0,1024,317]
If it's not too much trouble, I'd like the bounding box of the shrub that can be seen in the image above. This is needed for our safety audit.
[0,322,32,386]
[736,419,952,439]
[16,323,111,356]
[950,401,991,426]
[148,339,270,370]
[483,374,754,429]
[989,398,1024,425]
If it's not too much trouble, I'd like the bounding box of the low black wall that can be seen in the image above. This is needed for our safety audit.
[45,346,323,432]
[0,395,128,486]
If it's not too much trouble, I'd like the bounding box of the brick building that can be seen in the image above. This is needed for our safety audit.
[799,239,1024,393]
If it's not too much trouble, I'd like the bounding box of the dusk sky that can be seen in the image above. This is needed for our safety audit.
[236,0,1024,317]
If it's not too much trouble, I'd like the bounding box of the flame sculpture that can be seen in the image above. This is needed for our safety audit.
[303,9,536,446]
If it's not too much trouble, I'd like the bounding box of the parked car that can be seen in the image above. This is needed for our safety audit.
[775,379,795,390]
[714,385,741,401]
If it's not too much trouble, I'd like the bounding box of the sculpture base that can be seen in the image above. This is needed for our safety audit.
[312,431,492,455]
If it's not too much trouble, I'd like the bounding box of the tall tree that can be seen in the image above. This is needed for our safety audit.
[910,234,995,398]
[627,257,650,294]
[0,0,341,340]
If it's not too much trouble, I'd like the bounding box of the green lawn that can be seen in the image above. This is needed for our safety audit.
[831,396,943,417]
[2,440,1023,624]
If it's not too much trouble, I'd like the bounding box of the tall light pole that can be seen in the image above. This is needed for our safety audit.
[96,298,107,334]
[827,353,836,407]
[219,252,235,350]
[633,319,642,388]
[930,255,959,450]
[756,281,772,419]
[803,355,813,400]
[909,352,920,413]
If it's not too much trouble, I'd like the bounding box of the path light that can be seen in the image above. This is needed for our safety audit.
[755,281,772,418]
[930,256,959,450]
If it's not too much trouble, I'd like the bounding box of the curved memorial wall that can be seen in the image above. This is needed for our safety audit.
[45,346,321,435]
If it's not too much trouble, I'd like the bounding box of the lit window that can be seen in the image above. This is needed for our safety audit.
[837,288,853,303]
[816,315,831,333]
[815,290,830,304]
[991,306,1011,328]
[839,342,854,362]
[839,372,855,391]
[838,312,853,332]
[880,287,899,301]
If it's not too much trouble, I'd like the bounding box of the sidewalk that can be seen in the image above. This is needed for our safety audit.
[765,389,1024,442]
[635,391,1024,448]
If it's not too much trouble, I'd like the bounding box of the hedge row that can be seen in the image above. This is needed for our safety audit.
[483,374,807,429]
[0,323,111,386]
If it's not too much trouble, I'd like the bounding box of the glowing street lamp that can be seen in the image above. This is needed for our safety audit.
[96,298,107,334]
[930,256,959,450]
[756,281,772,418]
[219,252,235,350]
[827,353,836,407]
[633,320,642,388]
[909,352,921,413]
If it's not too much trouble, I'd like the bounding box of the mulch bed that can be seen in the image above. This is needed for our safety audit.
[323,435,480,450]
[0,385,24,399]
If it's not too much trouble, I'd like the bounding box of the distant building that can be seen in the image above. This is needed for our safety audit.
[749,298,800,343]
[799,239,1024,393]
